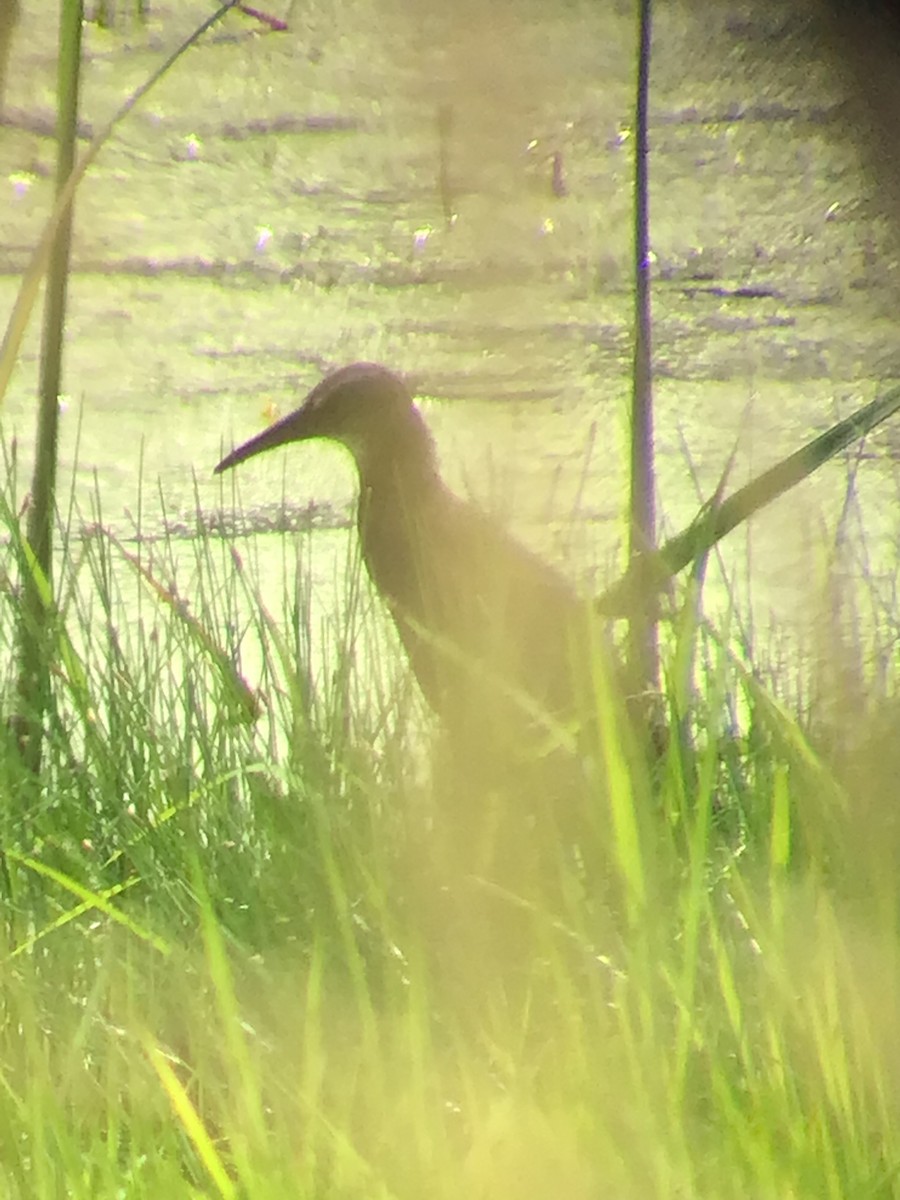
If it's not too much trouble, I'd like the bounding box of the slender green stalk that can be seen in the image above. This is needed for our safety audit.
[4,0,250,773]
[626,0,659,700]
[599,383,900,616]
[14,0,84,775]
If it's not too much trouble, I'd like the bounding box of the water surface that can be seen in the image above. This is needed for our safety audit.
[2,0,899,686]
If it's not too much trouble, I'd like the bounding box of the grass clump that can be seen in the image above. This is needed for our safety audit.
[1,481,900,1199]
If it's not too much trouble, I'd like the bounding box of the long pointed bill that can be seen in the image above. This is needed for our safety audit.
[214,403,316,474]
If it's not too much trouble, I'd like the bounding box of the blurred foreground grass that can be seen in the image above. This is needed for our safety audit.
[1,479,899,1200]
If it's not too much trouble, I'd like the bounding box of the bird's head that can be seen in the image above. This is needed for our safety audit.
[215,362,436,480]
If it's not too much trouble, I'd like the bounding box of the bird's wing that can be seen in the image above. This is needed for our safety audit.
[402,488,589,710]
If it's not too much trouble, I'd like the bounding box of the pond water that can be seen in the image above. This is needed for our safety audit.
[2,0,899,694]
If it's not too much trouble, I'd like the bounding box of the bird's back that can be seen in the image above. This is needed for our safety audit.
[358,470,602,753]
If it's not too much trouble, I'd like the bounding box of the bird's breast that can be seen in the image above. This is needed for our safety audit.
[355,479,590,728]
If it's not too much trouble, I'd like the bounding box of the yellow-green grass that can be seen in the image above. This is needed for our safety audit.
[1,486,899,1199]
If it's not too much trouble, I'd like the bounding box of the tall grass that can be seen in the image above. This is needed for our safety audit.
[2,475,900,1197]
[2,1,249,770]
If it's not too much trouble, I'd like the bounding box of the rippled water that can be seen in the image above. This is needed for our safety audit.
[2,0,899,680]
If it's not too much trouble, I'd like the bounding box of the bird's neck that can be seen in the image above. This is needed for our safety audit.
[354,430,445,598]
[351,414,443,611]
[354,421,440,501]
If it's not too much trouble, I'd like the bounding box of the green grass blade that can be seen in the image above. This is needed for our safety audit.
[599,384,900,614]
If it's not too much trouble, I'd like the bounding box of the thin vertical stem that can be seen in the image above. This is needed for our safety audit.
[627,0,658,703]
[15,0,84,773]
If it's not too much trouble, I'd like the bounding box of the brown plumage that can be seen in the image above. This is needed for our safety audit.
[215,363,614,757]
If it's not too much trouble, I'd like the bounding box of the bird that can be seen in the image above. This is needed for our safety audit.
[215,363,620,767]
